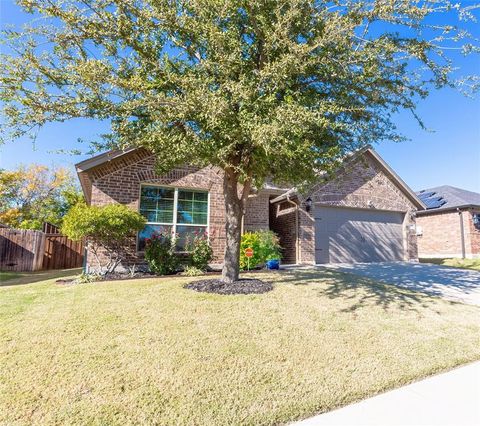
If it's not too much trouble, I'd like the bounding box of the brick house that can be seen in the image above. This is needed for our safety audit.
[76,147,424,270]
[416,186,480,259]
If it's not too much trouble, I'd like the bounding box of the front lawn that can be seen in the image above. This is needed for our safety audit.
[0,268,82,287]
[1,269,479,425]
[0,271,23,282]
[420,258,480,271]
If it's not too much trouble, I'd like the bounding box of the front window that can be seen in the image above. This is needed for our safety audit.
[138,185,209,251]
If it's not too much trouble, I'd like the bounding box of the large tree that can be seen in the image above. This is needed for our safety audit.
[1,1,478,282]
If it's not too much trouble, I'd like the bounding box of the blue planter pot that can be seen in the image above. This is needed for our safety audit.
[266,259,280,270]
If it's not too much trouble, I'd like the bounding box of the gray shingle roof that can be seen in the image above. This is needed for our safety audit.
[416,185,480,211]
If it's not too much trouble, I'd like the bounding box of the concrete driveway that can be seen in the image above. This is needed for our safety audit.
[326,262,480,306]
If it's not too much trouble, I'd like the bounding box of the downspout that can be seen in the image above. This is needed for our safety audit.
[458,208,466,259]
[285,193,300,264]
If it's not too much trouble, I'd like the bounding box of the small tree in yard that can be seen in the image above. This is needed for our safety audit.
[1,1,478,282]
[62,204,146,274]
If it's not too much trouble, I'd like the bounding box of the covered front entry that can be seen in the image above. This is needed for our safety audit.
[315,206,405,264]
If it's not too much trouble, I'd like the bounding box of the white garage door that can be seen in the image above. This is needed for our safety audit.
[315,206,405,264]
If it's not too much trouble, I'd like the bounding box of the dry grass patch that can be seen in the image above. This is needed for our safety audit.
[1,268,479,425]
[420,258,480,271]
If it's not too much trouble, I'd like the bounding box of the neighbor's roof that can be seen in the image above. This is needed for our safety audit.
[416,185,480,213]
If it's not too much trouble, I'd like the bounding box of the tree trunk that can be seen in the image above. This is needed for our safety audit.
[221,169,246,283]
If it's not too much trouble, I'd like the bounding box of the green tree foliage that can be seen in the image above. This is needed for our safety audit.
[1,1,478,281]
[0,164,83,229]
[62,203,146,274]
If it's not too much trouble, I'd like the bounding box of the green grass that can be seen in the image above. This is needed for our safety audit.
[0,268,82,287]
[420,258,480,271]
[1,269,479,425]
[0,271,23,282]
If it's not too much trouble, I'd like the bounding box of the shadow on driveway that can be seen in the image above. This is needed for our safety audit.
[325,262,480,306]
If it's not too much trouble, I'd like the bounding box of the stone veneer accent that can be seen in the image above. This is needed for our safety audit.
[416,208,480,258]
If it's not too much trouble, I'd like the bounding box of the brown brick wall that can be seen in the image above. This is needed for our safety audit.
[86,154,277,270]
[417,208,480,258]
[83,149,420,270]
[244,191,270,231]
[269,200,298,264]
[468,209,480,256]
[87,153,227,269]
[297,152,419,264]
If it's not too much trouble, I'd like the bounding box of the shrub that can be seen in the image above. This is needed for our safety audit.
[258,230,282,261]
[181,265,205,277]
[240,232,263,270]
[62,203,146,274]
[186,231,214,271]
[75,272,102,284]
[144,233,179,275]
[240,230,282,270]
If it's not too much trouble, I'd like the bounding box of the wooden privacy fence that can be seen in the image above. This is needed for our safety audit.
[0,229,45,272]
[0,227,84,272]
[42,234,84,270]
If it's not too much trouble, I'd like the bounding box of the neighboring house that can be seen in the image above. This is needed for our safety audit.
[416,186,480,259]
[76,147,424,270]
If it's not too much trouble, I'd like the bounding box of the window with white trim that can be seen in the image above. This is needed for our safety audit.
[138,185,209,251]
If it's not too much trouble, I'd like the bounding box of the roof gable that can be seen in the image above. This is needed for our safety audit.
[76,146,424,210]
[271,148,425,210]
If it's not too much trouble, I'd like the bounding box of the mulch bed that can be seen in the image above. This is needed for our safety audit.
[55,278,76,284]
[184,278,273,295]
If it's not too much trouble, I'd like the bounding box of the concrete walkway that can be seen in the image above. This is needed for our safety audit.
[327,262,480,306]
[294,361,480,426]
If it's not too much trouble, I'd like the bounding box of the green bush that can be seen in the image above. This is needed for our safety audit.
[181,265,205,277]
[240,230,281,270]
[75,272,102,284]
[62,203,146,274]
[258,230,282,261]
[144,234,179,275]
[186,231,214,271]
[240,232,262,270]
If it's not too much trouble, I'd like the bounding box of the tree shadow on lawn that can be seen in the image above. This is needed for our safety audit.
[275,268,453,314]
[0,268,81,288]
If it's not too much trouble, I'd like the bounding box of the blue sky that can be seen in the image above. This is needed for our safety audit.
[0,1,479,193]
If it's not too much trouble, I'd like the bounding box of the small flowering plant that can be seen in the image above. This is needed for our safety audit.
[144,232,179,275]
[185,230,214,271]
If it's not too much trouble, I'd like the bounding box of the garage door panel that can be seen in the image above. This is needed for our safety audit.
[315,206,404,264]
